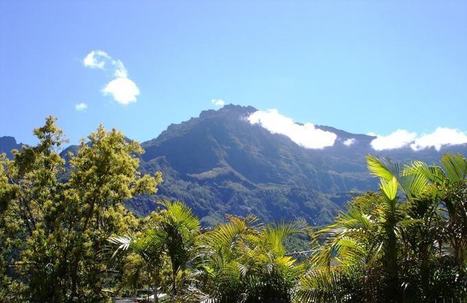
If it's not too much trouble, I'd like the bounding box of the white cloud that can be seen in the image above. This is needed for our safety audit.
[370,128,467,151]
[83,50,110,69]
[410,127,467,151]
[75,102,88,111]
[343,138,356,146]
[370,129,417,151]
[83,50,139,105]
[247,109,337,149]
[245,108,467,151]
[102,77,140,105]
[211,99,225,107]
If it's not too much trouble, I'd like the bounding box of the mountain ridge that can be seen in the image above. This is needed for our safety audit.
[0,136,22,158]
[2,105,466,225]
[134,105,467,225]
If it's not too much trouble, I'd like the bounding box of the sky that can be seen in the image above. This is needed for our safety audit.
[1,0,467,149]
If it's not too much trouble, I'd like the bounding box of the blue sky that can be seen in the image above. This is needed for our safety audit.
[1,0,466,147]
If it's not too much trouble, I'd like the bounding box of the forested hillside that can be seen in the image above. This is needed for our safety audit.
[133,105,467,225]
[1,117,465,302]
[3,106,467,226]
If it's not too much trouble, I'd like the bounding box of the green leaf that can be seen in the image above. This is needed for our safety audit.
[367,155,397,181]
[380,176,398,201]
[441,154,467,183]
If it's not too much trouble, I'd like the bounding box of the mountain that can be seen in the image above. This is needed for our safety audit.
[0,136,22,158]
[3,106,466,225]
[131,105,467,225]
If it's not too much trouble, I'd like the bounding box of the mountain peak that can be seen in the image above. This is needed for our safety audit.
[0,136,22,158]
[135,105,467,225]
[0,136,18,145]
[199,104,257,120]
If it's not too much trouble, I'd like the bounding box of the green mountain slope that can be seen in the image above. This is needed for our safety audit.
[3,106,466,226]
[131,105,467,225]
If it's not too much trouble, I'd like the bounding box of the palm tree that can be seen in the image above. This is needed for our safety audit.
[241,221,305,303]
[158,200,201,298]
[298,154,467,302]
[298,155,426,302]
[109,200,201,303]
[295,193,385,303]
[200,215,260,302]
[109,230,165,303]
[201,216,305,303]
[366,155,448,301]
[403,154,467,269]
[295,265,365,303]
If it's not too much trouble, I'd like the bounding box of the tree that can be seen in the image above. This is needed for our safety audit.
[64,125,162,301]
[297,154,467,302]
[0,117,162,302]
[0,153,23,301]
[109,231,165,303]
[157,201,201,299]
[404,154,467,269]
[200,216,305,303]
[109,201,201,303]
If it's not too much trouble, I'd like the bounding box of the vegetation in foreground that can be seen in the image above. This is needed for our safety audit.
[0,117,466,302]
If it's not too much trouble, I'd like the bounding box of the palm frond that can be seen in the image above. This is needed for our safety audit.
[399,172,429,198]
[203,216,253,251]
[263,220,307,256]
[380,176,398,201]
[295,267,349,303]
[367,155,399,181]
[441,153,467,183]
[108,235,133,259]
[162,200,201,232]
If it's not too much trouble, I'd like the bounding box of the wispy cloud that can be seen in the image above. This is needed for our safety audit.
[211,99,225,107]
[247,109,337,149]
[75,102,88,111]
[371,128,467,151]
[83,50,110,69]
[83,50,140,105]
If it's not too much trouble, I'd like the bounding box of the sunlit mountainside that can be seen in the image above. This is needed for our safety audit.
[4,105,465,226]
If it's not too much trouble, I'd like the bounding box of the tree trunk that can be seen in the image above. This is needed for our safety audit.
[384,206,400,303]
[172,270,177,297]
[153,284,159,303]
[153,271,159,303]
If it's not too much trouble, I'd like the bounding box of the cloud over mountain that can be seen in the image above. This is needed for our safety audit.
[247,109,337,149]
[211,99,225,107]
[371,128,467,151]
[83,50,140,105]
[247,108,467,152]
[411,127,467,151]
[343,138,356,146]
[370,129,417,151]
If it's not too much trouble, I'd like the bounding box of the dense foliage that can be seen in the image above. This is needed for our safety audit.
[0,117,162,302]
[1,118,466,302]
